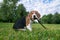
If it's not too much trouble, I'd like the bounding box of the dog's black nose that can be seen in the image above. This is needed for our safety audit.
[34,15,37,19]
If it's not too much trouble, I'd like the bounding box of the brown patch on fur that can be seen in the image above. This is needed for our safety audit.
[26,16,30,26]
[26,11,33,26]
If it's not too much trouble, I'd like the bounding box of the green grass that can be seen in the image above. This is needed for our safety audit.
[0,23,60,40]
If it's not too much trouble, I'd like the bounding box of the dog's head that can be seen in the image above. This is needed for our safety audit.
[29,10,41,23]
[26,10,41,31]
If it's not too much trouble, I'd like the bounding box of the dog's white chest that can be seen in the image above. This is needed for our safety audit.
[26,20,32,31]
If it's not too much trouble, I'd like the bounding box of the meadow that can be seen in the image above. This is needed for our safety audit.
[0,23,60,40]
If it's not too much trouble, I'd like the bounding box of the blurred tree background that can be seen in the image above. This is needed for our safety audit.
[41,12,60,24]
[0,0,60,24]
[0,0,28,22]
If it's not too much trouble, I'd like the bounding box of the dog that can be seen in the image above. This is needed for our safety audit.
[13,10,41,31]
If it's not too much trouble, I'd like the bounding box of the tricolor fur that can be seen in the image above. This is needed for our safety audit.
[13,10,41,31]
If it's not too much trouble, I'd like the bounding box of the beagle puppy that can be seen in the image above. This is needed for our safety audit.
[13,10,41,31]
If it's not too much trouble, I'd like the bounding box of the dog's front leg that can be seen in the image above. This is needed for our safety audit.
[26,24,32,31]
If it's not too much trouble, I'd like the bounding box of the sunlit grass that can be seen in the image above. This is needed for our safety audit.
[0,23,60,40]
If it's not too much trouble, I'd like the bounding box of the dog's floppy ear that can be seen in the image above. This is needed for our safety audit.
[26,11,35,26]
[35,11,41,20]
[26,11,34,26]
[26,16,30,26]
[28,11,34,18]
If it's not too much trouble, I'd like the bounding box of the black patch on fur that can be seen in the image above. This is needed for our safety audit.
[13,16,26,30]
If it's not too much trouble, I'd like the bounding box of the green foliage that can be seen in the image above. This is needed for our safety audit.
[41,12,60,24]
[52,12,60,24]
[0,23,60,40]
[41,15,48,23]
[0,0,28,22]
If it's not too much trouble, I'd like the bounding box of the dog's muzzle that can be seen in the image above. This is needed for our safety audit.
[34,15,37,20]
